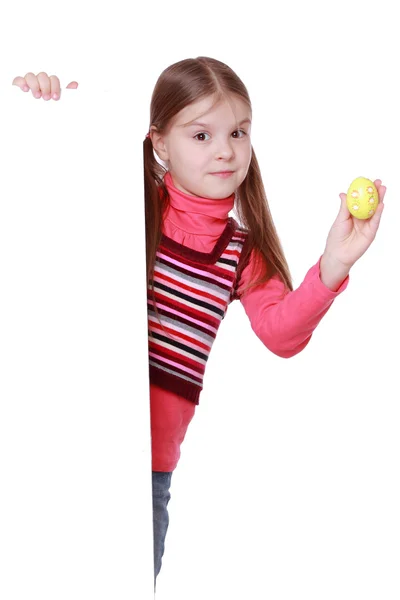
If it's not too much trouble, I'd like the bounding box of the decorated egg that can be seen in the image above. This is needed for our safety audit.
[346,177,379,219]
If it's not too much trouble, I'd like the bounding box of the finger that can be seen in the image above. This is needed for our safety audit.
[374,179,384,200]
[66,81,79,89]
[24,72,41,98]
[49,75,61,99]
[368,202,385,235]
[12,76,30,92]
[37,72,51,100]
[374,182,386,203]
[337,192,350,220]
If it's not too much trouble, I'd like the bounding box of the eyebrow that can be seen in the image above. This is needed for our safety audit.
[182,118,252,128]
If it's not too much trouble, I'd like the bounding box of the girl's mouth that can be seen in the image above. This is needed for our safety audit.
[210,171,234,178]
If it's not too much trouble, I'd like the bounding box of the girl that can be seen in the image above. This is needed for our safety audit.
[13,58,386,587]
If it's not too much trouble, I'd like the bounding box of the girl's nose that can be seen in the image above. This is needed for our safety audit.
[215,139,234,160]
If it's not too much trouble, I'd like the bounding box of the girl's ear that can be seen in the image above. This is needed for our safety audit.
[150,128,169,162]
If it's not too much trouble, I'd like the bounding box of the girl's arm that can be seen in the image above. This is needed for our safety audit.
[236,251,348,359]
[237,178,386,359]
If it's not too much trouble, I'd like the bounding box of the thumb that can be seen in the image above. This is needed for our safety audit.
[66,81,79,89]
[337,192,350,220]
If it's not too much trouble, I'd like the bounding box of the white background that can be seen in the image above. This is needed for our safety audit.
[1,1,399,599]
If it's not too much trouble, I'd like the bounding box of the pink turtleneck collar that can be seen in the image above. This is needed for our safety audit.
[163,171,235,238]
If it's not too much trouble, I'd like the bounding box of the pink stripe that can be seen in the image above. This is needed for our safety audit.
[149,351,204,378]
[157,252,232,286]
[153,273,227,306]
[148,300,218,334]
[155,266,228,299]
[151,292,220,325]
[148,314,213,345]
[149,322,211,353]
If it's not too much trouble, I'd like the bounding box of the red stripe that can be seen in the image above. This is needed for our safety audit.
[149,341,205,373]
[147,302,217,339]
[223,248,241,258]
[154,270,226,307]
[152,291,221,328]
[149,319,211,352]
[157,248,237,283]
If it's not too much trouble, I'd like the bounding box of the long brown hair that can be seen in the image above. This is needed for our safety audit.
[144,56,293,305]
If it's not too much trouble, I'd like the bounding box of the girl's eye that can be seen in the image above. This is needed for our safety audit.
[194,132,210,141]
[232,129,247,138]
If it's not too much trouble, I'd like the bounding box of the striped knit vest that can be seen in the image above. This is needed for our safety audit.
[148,217,250,405]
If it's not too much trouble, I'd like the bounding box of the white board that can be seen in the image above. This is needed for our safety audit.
[0,86,154,599]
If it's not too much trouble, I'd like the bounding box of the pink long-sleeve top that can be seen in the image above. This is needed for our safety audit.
[150,173,349,472]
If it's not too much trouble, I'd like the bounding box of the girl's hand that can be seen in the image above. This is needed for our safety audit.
[320,179,386,290]
[12,72,78,101]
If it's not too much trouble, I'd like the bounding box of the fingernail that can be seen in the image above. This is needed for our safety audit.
[23,86,29,92]
[34,91,41,98]
[52,93,59,100]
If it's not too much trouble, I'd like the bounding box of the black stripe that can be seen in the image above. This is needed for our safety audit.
[151,331,209,361]
[218,257,238,267]
[147,305,217,339]
[153,281,225,318]
[156,255,233,287]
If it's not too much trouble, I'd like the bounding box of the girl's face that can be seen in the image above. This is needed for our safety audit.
[152,94,252,199]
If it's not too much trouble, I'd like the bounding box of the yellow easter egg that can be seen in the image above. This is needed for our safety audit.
[346,177,379,219]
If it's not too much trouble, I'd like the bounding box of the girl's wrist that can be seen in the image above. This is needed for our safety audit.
[320,253,351,292]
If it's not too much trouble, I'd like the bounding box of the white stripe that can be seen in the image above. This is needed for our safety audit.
[148,314,213,347]
[155,267,228,302]
[152,288,226,318]
[151,338,207,366]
